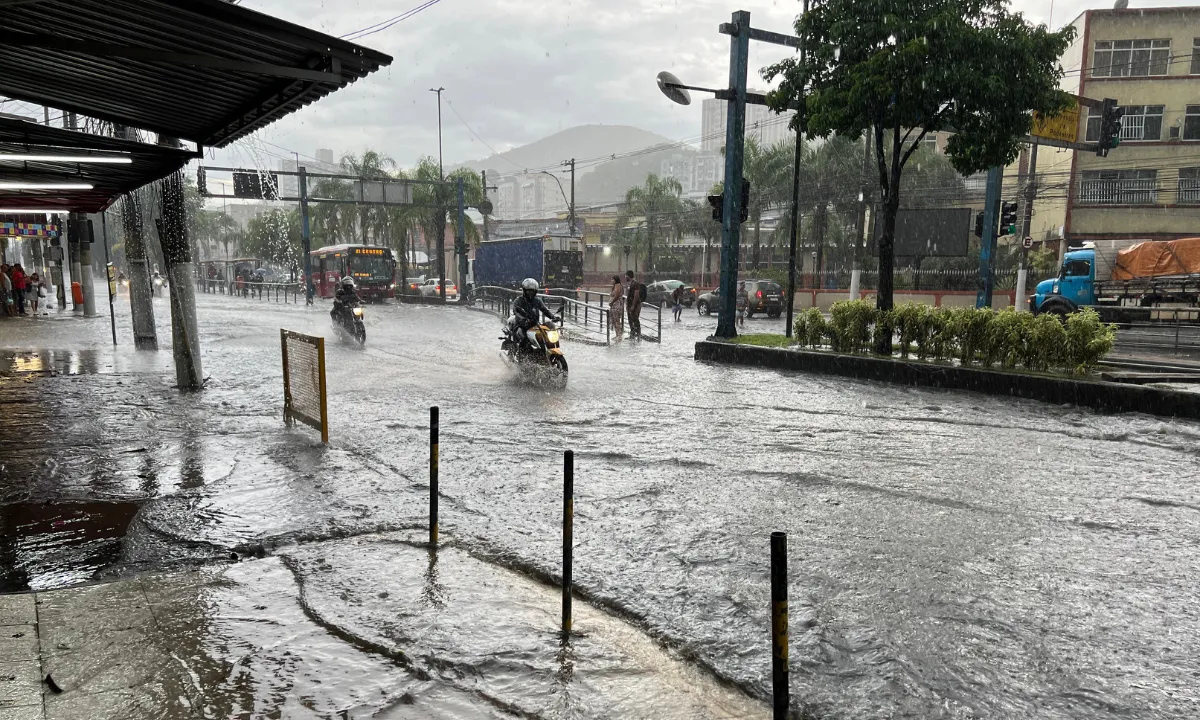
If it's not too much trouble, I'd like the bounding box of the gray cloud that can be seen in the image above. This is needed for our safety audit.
[217,0,1154,172]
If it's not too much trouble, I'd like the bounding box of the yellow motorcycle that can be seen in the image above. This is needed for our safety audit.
[501,320,568,379]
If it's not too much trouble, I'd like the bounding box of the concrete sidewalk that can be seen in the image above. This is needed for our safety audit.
[0,533,764,720]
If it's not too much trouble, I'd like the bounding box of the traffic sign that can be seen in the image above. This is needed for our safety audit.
[1022,236,1034,250]
[1032,102,1080,144]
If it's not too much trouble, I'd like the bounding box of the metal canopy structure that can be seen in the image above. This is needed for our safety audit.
[0,118,194,212]
[0,0,393,148]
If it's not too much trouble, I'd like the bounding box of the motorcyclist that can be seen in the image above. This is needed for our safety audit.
[332,276,361,324]
[509,278,561,347]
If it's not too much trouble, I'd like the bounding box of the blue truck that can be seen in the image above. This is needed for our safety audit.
[473,235,584,295]
[1032,240,1200,323]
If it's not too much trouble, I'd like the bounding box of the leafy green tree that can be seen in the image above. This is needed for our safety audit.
[616,173,685,277]
[243,209,302,270]
[742,137,793,268]
[341,150,397,244]
[766,0,1075,350]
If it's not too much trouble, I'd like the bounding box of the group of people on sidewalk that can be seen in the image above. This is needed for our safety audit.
[0,263,48,318]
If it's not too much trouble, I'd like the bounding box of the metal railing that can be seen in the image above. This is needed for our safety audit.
[1078,179,1159,205]
[1178,178,1200,204]
[470,286,662,344]
[195,277,304,303]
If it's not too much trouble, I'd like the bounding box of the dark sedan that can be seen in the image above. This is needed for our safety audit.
[645,280,696,307]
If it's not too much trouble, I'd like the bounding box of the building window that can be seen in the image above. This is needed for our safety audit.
[1194,39,1200,74]
[1179,168,1200,204]
[1085,105,1163,142]
[1093,39,1171,77]
[1186,106,1200,140]
[1079,170,1158,205]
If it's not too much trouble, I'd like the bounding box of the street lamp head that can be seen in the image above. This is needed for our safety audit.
[429,87,444,93]
[656,71,692,106]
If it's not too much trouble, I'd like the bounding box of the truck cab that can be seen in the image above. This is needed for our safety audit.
[1034,248,1097,315]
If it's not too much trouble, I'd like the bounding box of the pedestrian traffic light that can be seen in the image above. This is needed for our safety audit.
[707,193,723,222]
[739,180,751,224]
[1096,98,1124,157]
[974,211,984,238]
[999,201,1018,236]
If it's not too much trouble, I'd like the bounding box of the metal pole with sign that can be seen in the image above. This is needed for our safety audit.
[101,213,117,345]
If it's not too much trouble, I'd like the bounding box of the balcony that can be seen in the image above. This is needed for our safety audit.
[1178,179,1200,205]
[1078,179,1159,205]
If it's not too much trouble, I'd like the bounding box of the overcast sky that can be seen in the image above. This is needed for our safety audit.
[219,0,1184,173]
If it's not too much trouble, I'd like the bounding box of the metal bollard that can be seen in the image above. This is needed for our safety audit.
[770,531,789,719]
[562,450,574,637]
[430,406,439,545]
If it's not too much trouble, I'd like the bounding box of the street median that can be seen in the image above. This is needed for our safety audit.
[694,339,1200,419]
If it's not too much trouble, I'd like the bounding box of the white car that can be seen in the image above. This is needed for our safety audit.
[419,278,457,299]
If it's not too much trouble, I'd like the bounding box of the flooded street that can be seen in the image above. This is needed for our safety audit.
[4,294,1200,718]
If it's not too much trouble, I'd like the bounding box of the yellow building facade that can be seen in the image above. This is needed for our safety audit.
[1034,7,1200,252]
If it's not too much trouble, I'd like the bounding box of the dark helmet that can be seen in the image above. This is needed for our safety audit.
[521,277,539,300]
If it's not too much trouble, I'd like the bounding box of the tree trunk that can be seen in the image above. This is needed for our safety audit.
[875,177,901,355]
[815,208,828,289]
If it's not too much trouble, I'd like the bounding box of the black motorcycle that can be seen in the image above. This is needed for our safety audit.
[332,298,366,345]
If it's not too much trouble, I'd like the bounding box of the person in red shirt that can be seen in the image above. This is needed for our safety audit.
[11,264,26,316]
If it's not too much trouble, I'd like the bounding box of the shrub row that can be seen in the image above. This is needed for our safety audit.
[792,300,1117,375]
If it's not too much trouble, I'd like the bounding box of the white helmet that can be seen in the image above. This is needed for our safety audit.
[521,278,539,298]
[341,276,356,289]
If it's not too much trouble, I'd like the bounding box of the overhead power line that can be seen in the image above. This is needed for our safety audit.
[340,0,446,41]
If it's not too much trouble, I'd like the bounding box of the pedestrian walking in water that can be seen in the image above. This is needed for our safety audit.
[608,274,625,343]
[736,281,748,328]
[625,269,643,339]
[11,263,26,315]
[671,284,683,322]
[0,265,13,317]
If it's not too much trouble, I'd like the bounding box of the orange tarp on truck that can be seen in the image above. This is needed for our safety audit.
[1111,238,1200,281]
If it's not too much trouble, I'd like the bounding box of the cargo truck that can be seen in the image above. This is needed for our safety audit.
[1032,238,1200,324]
[473,235,584,296]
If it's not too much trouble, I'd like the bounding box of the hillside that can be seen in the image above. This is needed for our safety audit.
[458,125,675,175]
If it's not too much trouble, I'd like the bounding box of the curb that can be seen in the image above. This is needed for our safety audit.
[694,340,1200,419]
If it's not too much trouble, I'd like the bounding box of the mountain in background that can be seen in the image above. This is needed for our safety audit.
[575,144,698,206]
[458,125,676,175]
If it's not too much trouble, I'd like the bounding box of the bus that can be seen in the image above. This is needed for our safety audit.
[309,244,396,302]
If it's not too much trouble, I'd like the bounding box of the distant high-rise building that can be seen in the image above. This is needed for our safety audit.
[278,147,340,197]
[701,93,796,151]
[659,151,724,196]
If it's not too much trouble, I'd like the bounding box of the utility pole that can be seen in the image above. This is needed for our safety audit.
[715,11,751,338]
[976,165,1004,310]
[299,166,313,304]
[1015,143,1038,312]
[784,0,809,339]
[563,158,577,236]
[157,138,204,389]
[481,170,497,243]
[850,130,871,300]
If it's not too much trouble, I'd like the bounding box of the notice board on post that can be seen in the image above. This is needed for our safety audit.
[281,329,328,443]
[872,208,971,258]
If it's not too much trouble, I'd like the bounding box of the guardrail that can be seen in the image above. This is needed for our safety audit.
[195,277,304,303]
[470,287,662,344]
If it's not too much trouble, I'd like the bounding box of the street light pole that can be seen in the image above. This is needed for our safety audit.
[429,87,446,301]
[429,87,445,180]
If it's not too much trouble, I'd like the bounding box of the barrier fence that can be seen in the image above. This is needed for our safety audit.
[469,286,663,344]
[280,329,328,443]
[198,276,304,303]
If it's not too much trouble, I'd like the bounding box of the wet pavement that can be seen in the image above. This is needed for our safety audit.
[2,293,1200,718]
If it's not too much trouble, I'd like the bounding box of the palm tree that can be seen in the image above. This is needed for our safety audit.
[741,137,793,269]
[340,150,397,244]
[617,173,684,278]
[800,135,865,278]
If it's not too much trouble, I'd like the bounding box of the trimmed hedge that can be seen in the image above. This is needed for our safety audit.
[793,300,1117,375]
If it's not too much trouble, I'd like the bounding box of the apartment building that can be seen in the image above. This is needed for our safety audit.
[1033,6,1200,249]
[700,94,797,151]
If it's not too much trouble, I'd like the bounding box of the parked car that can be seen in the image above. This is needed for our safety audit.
[694,280,785,318]
[419,278,457,299]
[645,280,696,308]
[404,276,425,294]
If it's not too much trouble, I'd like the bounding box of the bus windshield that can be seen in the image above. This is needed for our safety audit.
[349,255,393,282]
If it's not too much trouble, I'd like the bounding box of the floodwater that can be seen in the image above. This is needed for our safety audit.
[3,293,1200,718]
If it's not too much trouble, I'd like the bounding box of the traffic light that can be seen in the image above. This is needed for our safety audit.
[739,180,751,224]
[1096,98,1125,157]
[707,193,723,222]
[999,201,1018,236]
[974,211,984,238]
[197,166,207,196]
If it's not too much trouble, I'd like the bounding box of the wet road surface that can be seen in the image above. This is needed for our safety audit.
[3,294,1200,718]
